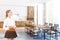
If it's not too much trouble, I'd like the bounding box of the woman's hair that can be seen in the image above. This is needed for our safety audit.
[6,10,11,17]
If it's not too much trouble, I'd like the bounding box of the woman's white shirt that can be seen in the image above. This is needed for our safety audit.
[3,17,16,30]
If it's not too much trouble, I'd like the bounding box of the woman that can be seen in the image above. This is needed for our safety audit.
[3,10,17,40]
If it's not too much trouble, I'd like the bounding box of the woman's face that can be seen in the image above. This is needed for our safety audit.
[8,11,12,17]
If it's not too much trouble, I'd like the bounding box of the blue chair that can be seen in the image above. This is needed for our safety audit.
[46,24,58,40]
[33,30,44,39]
[38,30,44,39]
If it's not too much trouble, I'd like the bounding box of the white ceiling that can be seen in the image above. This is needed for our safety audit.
[0,0,50,6]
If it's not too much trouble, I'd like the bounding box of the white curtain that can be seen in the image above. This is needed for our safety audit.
[46,1,53,23]
[34,4,44,25]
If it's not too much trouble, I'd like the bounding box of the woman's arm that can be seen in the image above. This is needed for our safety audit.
[3,20,8,30]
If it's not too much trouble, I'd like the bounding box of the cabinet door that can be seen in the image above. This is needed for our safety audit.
[27,6,34,21]
[0,22,3,28]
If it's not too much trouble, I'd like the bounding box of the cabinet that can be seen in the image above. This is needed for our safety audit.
[27,6,34,21]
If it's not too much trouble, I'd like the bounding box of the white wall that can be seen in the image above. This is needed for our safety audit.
[0,5,27,21]
[46,0,60,28]
[0,0,53,25]
[0,0,41,21]
[52,0,60,28]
